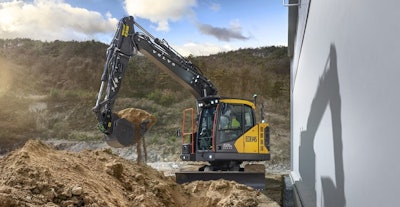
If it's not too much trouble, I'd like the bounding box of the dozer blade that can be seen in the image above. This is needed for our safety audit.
[175,171,266,190]
[105,115,135,148]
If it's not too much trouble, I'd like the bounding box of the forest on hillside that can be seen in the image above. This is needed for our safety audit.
[0,38,290,153]
[0,38,289,101]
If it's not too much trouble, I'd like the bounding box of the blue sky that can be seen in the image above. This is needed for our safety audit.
[0,0,288,56]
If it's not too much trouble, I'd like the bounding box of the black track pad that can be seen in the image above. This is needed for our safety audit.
[105,114,135,148]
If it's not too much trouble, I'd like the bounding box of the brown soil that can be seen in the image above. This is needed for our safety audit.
[117,108,157,133]
[0,140,281,207]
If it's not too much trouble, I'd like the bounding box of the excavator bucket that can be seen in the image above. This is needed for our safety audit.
[105,114,135,148]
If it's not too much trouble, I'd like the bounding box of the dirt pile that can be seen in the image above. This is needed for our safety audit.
[0,140,279,207]
[183,180,279,207]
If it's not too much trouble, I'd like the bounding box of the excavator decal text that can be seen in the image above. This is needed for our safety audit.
[245,136,257,142]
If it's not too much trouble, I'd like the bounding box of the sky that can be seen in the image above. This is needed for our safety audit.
[0,0,288,56]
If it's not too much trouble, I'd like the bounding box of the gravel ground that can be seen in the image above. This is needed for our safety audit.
[44,139,290,175]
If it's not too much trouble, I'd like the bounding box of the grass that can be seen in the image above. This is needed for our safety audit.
[48,88,97,100]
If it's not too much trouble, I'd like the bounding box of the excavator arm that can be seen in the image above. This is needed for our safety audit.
[92,16,217,147]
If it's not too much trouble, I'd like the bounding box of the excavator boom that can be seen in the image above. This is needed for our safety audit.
[93,16,217,146]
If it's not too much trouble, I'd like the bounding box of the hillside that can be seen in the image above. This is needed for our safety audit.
[0,39,290,167]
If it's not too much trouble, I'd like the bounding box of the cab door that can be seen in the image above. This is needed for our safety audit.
[233,104,260,153]
[197,106,216,151]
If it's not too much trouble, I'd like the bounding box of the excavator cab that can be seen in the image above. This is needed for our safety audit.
[178,97,270,189]
[180,97,270,166]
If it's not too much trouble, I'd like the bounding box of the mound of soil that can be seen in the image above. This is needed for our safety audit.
[0,140,280,207]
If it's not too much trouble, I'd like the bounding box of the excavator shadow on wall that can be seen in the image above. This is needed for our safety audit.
[297,44,346,207]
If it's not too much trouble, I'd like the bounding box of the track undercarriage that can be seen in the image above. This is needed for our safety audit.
[175,162,266,190]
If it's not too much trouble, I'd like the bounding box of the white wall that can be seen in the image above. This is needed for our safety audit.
[290,0,400,206]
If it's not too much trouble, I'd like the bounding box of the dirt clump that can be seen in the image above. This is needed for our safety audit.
[117,108,157,130]
[0,140,280,206]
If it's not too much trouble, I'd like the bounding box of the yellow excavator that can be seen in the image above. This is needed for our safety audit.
[92,16,270,189]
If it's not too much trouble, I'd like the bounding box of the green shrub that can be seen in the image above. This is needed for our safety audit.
[147,89,176,106]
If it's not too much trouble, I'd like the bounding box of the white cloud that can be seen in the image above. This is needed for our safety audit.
[175,42,234,57]
[210,3,220,11]
[124,0,196,31]
[0,0,118,41]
